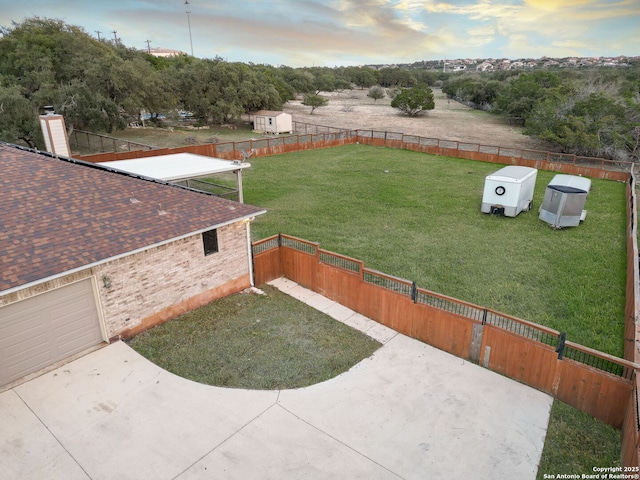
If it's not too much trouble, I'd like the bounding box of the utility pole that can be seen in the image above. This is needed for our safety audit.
[95,30,102,41]
[145,39,152,54]
[185,0,194,56]
[112,30,118,45]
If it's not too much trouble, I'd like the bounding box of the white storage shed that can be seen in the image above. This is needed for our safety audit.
[481,166,538,217]
[250,110,293,134]
[539,174,591,228]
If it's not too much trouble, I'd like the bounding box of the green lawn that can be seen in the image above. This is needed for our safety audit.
[126,141,626,473]
[128,285,381,389]
[536,401,621,478]
[241,143,627,473]
[244,144,627,357]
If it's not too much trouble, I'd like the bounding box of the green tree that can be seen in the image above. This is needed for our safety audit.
[526,92,634,159]
[175,59,283,125]
[367,85,385,102]
[314,74,336,93]
[378,67,416,88]
[259,65,296,103]
[280,67,316,94]
[55,80,124,132]
[0,83,40,147]
[302,93,328,114]
[494,71,565,119]
[390,86,435,116]
[345,67,378,89]
[0,17,175,136]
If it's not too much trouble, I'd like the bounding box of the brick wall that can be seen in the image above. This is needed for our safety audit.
[0,221,253,341]
[94,221,252,338]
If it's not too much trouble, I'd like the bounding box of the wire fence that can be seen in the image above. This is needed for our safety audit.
[70,130,156,154]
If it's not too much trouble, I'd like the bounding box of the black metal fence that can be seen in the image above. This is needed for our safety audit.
[69,130,156,154]
[172,178,239,201]
[258,233,635,381]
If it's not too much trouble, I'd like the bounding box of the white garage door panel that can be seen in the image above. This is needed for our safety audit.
[0,279,103,387]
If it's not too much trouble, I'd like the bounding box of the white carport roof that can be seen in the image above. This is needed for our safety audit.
[100,153,250,182]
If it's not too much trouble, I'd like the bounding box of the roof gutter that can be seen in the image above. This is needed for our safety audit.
[1,142,267,298]
[2,142,240,198]
[0,211,265,298]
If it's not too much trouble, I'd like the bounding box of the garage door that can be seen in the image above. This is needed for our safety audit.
[0,278,104,387]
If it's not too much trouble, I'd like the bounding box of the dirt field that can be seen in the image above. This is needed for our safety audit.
[284,88,554,151]
[115,87,554,152]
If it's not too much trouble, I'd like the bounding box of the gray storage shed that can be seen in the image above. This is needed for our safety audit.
[539,174,591,228]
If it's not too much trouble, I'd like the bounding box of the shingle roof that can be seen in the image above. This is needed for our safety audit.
[0,143,266,293]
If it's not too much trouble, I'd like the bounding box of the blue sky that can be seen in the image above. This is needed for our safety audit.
[1,0,638,67]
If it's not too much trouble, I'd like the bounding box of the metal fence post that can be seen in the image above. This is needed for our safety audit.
[556,332,567,359]
[411,281,417,303]
[482,308,488,325]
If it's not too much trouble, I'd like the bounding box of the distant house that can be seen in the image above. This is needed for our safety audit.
[250,110,293,135]
[476,62,493,72]
[0,143,265,388]
[145,47,186,57]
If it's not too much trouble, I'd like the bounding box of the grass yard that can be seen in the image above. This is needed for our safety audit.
[115,123,260,148]
[127,285,381,389]
[244,144,627,357]
[128,141,627,474]
[536,401,621,478]
[240,144,627,474]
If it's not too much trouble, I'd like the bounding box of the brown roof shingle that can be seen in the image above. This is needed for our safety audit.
[0,143,265,292]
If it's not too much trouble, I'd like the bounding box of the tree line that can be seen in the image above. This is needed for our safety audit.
[0,17,638,161]
[442,69,640,161]
[0,18,390,148]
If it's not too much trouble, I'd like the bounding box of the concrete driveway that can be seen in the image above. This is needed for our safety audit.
[1,281,552,480]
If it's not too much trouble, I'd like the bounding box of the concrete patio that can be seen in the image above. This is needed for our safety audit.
[1,278,553,479]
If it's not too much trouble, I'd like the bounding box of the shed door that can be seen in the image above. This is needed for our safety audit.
[255,116,265,130]
[0,278,103,387]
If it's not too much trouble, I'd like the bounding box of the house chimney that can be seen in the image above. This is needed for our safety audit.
[39,107,71,157]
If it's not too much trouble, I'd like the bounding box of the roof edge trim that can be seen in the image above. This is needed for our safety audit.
[0,211,265,298]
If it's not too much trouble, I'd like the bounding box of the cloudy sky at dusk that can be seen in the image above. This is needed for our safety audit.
[0,0,638,67]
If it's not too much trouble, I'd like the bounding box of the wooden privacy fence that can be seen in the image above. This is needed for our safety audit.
[76,124,640,464]
[624,167,640,467]
[252,234,638,441]
[77,126,632,182]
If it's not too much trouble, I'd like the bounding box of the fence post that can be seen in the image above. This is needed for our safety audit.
[556,332,567,359]
[411,281,417,303]
[482,308,488,325]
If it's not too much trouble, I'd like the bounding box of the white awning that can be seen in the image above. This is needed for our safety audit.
[100,153,250,181]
